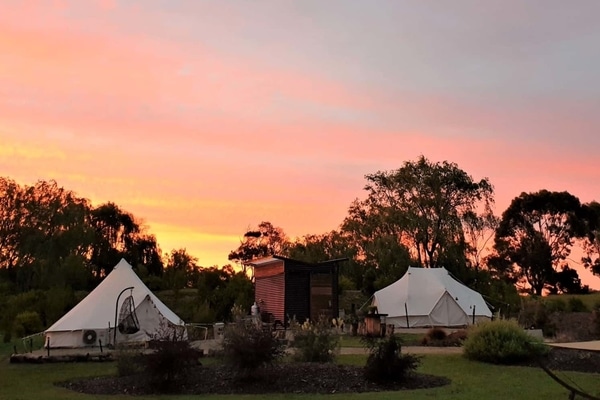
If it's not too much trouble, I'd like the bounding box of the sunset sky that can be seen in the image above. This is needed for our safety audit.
[2,1,600,286]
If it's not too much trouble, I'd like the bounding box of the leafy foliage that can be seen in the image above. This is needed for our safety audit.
[291,317,340,363]
[463,320,548,364]
[362,334,421,383]
[196,265,254,322]
[143,339,202,392]
[222,319,285,378]
[343,156,494,269]
[286,230,362,290]
[422,327,447,343]
[228,221,288,272]
[491,190,585,295]
[11,311,43,338]
[567,297,589,312]
[116,332,202,393]
[580,201,600,276]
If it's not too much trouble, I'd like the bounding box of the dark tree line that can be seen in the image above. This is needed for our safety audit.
[0,177,253,340]
[0,177,163,293]
[3,155,600,340]
[229,156,600,311]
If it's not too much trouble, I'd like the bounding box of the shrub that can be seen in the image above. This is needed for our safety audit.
[12,311,43,338]
[143,339,202,392]
[116,327,202,393]
[444,329,468,346]
[362,335,421,383]
[291,317,340,363]
[463,320,548,364]
[421,327,447,345]
[567,297,588,312]
[545,298,567,313]
[222,320,285,378]
[421,328,467,347]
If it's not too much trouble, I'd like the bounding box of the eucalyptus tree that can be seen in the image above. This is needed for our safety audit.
[342,156,495,270]
[580,201,600,276]
[164,248,199,290]
[89,202,139,276]
[6,179,95,290]
[0,177,25,272]
[491,190,584,295]
[228,221,289,273]
[286,230,365,289]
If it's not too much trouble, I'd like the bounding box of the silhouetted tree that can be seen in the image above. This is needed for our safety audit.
[580,201,600,276]
[342,156,494,270]
[164,248,199,289]
[228,221,288,273]
[491,190,584,295]
[196,265,253,321]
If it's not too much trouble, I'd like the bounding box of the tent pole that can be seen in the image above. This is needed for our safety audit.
[404,303,409,328]
[472,305,476,325]
[114,286,134,347]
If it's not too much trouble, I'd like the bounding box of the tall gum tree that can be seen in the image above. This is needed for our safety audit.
[228,221,288,274]
[342,156,495,269]
[580,201,600,276]
[491,190,584,295]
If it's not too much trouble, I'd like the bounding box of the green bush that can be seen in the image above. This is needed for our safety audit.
[463,320,547,364]
[291,317,340,363]
[421,327,447,345]
[116,336,201,393]
[518,299,547,329]
[545,298,566,313]
[567,297,588,312]
[143,339,202,392]
[421,328,468,347]
[222,320,285,378]
[12,311,43,338]
[362,334,421,383]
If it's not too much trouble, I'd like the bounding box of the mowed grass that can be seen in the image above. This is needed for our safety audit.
[340,332,425,347]
[1,350,599,400]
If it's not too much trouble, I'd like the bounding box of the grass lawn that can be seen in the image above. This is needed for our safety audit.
[1,347,599,400]
[340,333,425,347]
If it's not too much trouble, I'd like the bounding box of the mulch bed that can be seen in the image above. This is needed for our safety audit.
[59,363,450,395]
[58,347,600,396]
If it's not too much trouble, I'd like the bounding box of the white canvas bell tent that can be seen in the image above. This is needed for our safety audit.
[45,258,186,348]
[372,266,492,328]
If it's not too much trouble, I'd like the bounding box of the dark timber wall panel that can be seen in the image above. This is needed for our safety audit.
[285,271,310,323]
[310,272,333,319]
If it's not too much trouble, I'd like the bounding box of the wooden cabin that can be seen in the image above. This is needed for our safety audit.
[247,255,345,326]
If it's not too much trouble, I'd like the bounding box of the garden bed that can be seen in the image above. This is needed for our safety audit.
[60,363,450,395]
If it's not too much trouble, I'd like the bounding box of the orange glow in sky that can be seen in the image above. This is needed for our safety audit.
[2,1,600,288]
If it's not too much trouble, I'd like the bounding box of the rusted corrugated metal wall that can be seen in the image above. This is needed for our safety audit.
[254,261,285,323]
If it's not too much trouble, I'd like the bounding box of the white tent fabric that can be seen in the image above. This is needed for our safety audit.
[372,267,492,328]
[45,259,185,348]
